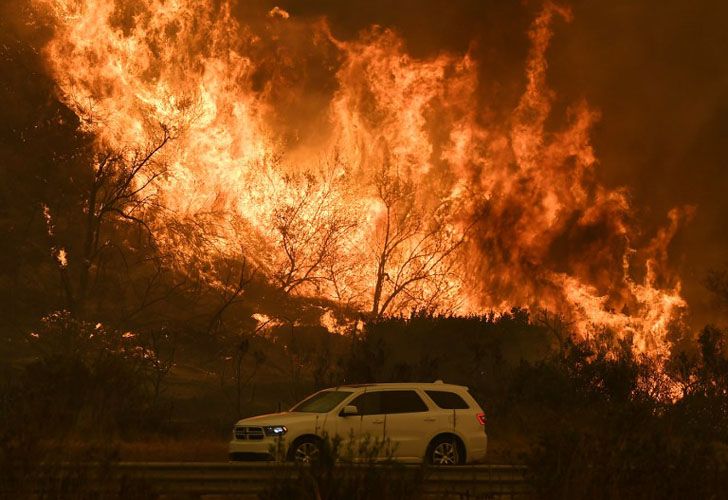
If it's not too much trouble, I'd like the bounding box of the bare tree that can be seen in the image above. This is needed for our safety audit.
[219,319,269,419]
[45,125,171,317]
[271,169,357,295]
[368,164,467,318]
[535,309,574,358]
[207,256,254,336]
[138,326,177,405]
[122,256,189,323]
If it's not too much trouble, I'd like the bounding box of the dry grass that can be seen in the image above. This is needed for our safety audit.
[117,439,229,461]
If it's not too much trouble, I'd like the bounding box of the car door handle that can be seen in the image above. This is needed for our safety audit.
[372,419,384,424]
[424,417,436,422]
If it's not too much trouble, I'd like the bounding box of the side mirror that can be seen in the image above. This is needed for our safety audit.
[340,405,358,417]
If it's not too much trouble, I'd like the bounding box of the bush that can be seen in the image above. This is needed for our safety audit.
[260,433,425,500]
[522,329,728,499]
[20,311,171,437]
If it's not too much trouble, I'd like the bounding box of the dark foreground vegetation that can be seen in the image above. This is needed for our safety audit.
[3,308,728,499]
[259,434,427,500]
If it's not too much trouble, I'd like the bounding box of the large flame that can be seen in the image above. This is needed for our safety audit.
[35,0,688,356]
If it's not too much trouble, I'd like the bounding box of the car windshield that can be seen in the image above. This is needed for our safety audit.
[290,390,352,413]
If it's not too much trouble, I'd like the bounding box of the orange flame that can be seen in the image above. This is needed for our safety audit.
[35,0,688,356]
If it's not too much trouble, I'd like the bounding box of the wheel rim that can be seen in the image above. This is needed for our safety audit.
[432,441,459,465]
[294,442,319,463]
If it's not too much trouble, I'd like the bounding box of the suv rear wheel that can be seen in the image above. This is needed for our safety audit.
[427,436,463,465]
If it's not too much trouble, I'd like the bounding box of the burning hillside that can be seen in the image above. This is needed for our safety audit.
[32,0,688,357]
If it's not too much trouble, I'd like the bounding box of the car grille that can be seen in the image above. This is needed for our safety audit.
[235,426,265,440]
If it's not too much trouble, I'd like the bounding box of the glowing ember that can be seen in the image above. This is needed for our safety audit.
[34,0,688,356]
[55,248,68,268]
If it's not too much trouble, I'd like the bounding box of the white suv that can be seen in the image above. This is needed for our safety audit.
[229,381,487,465]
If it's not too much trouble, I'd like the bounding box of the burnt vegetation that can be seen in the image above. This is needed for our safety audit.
[2,15,728,500]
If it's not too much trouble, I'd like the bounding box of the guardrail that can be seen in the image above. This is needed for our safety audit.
[9,462,533,499]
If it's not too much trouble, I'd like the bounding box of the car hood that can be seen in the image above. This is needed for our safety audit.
[235,411,325,427]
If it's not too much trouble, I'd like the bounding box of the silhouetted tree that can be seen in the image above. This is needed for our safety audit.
[270,165,357,296]
[368,161,466,318]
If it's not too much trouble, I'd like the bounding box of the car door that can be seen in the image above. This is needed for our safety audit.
[380,390,430,461]
[330,390,386,459]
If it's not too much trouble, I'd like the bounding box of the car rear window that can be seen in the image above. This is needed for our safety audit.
[381,390,428,414]
[425,390,470,409]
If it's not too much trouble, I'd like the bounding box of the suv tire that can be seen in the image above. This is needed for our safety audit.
[427,436,464,465]
[288,436,321,463]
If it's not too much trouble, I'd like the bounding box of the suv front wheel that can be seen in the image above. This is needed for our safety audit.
[289,436,321,463]
[427,436,464,465]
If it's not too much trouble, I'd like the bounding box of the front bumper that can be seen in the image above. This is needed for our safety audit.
[228,437,287,461]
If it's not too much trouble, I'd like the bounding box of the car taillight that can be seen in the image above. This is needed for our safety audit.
[476,412,486,425]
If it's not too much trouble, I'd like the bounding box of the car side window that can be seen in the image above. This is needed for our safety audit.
[381,390,428,414]
[425,390,470,409]
[349,391,384,415]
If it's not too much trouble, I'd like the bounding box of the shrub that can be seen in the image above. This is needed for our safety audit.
[259,434,425,500]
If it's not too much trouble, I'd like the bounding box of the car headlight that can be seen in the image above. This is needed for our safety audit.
[263,425,287,436]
